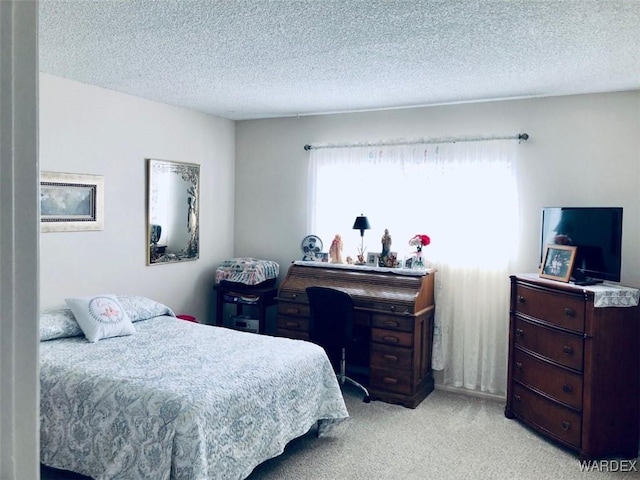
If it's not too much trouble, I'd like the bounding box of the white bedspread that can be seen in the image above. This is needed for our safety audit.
[40,316,348,480]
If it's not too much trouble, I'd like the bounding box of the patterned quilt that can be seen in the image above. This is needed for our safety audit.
[40,316,348,480]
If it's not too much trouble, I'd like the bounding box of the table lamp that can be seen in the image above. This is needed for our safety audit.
[352,214,371,261]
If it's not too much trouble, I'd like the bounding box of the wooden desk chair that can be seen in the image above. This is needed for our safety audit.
[306,286,371,403]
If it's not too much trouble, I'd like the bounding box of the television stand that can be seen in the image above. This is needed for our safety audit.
[506,274,640,459]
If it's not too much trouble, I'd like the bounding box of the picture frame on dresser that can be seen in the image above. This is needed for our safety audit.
[539,244,576,282]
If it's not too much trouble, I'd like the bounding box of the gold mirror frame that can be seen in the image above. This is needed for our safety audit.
[146,158,200,265]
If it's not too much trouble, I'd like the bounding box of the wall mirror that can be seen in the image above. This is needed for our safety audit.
[147,158,200,265]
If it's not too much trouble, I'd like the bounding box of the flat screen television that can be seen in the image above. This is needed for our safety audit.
[540,207,623,284]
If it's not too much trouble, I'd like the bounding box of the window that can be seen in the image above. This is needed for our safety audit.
[308,139,520,395]
[308,141,519,268]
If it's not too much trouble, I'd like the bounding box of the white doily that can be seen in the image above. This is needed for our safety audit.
[585,282,640,308]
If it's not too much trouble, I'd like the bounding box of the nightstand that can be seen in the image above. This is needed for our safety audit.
[214,282,278,334]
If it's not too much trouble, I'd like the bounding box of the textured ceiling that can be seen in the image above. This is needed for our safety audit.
[39,0,640,121]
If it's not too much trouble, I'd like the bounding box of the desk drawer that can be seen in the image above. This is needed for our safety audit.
[277,289,308,303]
[370,367,412,395]
[277,315,309,332]
[371,343,412,371]
[514,317,583,371]
[371,328,413,348]
[371,314,414,332]
[512,348,583,409]
[277,301,309,317]
[514,284,585,333]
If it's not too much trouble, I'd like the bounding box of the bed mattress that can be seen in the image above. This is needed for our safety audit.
[40,315,348,480]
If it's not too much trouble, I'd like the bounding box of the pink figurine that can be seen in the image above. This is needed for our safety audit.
[329,234,343,264]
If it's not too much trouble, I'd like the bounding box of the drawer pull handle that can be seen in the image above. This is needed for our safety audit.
[515,328,524,337]
[564,308,575,317]
[517,295,525,304]
[562,384,573,393]
[383,336,400,343]
[562,345,573,355]
[286,321,300,328]
[389,305,396,312]
[561,421,571,431]
[291,293,297,299]
[383,377,398,385]
[514,394,521,402]
[383,354,398,362]
[285,308,299,314]
[383,320,399,327]
[515,362,523,370]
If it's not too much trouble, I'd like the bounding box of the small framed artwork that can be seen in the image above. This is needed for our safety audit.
[367,252,379,266]
[319,252,329,262]
[40,172,104,232]
[539,244,577,282]
[379,251,399,268]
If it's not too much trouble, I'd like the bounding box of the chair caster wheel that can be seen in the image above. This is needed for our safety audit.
[363,396,371,403]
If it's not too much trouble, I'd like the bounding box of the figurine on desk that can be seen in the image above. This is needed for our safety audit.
[329,234,343,264]
[379,229,399,268]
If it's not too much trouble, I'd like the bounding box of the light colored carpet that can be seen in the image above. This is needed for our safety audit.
[248,385,639,480]
[41,385,638,479]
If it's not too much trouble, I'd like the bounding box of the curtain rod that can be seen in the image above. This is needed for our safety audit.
[303,133,529,151]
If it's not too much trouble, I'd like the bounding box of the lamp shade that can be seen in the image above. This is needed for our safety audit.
[352,215,371,235]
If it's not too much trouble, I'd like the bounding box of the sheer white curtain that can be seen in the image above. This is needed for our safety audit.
[308,139,519,395]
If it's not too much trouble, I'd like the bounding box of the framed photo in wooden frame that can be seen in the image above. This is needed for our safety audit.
[40,171,104,232]
[539,244,577,282]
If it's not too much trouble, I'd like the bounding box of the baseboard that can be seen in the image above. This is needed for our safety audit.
[434,384,505,403]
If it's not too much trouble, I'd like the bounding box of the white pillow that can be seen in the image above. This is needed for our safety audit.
[65,294,136,342]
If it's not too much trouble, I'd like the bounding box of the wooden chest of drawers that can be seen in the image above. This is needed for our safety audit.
[276,262,435,408]
[505,274,640,459]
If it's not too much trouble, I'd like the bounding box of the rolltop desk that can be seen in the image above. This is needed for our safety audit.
[505,274,640,460]
[276,261,436,408]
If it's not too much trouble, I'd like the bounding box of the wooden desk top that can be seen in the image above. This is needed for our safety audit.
[278,262,435,315]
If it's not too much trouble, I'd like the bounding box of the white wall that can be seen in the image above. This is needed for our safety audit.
[39,74,235,324]
[235,92,640,288]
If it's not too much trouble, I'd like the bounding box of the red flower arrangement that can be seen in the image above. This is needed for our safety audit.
[409,234,431,252]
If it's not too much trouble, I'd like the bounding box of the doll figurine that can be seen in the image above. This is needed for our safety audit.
[329,234,343,264]
[381,229,392,258]
[379,228,392,266]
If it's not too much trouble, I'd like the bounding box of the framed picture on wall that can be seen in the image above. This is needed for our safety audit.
[40,171,104,232]
[539,244,577,282]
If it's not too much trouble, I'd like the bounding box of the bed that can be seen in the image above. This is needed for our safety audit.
[39,295,349,480]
